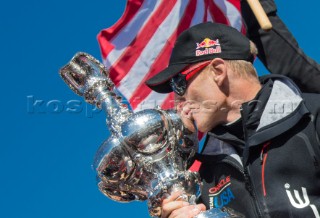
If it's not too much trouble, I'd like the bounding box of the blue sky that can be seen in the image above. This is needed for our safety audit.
[1,1,319,218]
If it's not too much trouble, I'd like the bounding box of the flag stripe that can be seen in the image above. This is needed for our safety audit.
[190,0,207,26]
[214,0,243,31]
[132,0,210,110]
[209,0,230,26]
[100,1,162,69]
[97,0,145,59]
[128,0,199,110]
[107,0,178,86]
[227,0,241,10]
[227,0,247,33]
[118,0,191,102]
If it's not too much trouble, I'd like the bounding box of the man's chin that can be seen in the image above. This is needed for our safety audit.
[196,122,214,133]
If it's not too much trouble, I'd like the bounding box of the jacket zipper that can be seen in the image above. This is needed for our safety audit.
[243,166,263,217]
[240,104,263,218]
[240,104,262,217]
[260,141,271,197]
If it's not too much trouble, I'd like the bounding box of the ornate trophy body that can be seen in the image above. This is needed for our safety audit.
[59,52,242,218]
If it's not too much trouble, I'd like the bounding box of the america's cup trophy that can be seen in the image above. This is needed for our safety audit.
[59,52,242,217]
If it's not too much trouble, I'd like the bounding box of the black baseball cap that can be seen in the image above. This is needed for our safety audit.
[145,22,253,93]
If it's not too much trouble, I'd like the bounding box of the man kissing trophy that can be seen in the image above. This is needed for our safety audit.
[59,52,242,218]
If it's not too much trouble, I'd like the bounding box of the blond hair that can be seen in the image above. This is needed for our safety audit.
[225,41,259,81]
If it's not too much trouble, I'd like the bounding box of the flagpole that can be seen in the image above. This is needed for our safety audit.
[246,0,272,30]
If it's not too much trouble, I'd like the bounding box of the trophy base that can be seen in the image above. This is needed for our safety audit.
[195,207,244,218]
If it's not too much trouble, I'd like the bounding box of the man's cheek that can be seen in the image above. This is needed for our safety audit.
[201,100,219,113]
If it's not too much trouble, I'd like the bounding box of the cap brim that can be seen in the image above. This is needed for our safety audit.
[145,63,189,93]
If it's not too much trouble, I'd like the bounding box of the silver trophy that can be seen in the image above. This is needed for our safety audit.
[59,52,242,218]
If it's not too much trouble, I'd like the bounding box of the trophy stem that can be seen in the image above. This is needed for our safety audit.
[92,86,132,136]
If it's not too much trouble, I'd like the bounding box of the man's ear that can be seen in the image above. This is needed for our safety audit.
[209,58,227,87]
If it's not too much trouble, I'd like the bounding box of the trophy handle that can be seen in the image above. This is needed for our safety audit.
[59,52,113,100]
[60,63,86,96]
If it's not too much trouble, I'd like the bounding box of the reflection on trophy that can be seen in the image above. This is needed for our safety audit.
[59,52,242,217]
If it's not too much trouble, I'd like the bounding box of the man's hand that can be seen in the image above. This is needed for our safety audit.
[161,191,206,218]
[175,98,198,133]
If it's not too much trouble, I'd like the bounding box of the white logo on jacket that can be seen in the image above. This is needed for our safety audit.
[285,183,320,218]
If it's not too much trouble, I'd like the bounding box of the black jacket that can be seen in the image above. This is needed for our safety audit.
[196,75,320,217]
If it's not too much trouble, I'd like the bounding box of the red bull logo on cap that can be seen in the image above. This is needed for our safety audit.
[196,38,220,49]
[195,38,221,57]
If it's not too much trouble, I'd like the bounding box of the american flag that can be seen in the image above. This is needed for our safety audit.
[97,0,245,112]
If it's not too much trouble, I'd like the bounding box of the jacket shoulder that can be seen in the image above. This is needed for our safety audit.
[301,93,320,135]
[301,93,320,114]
